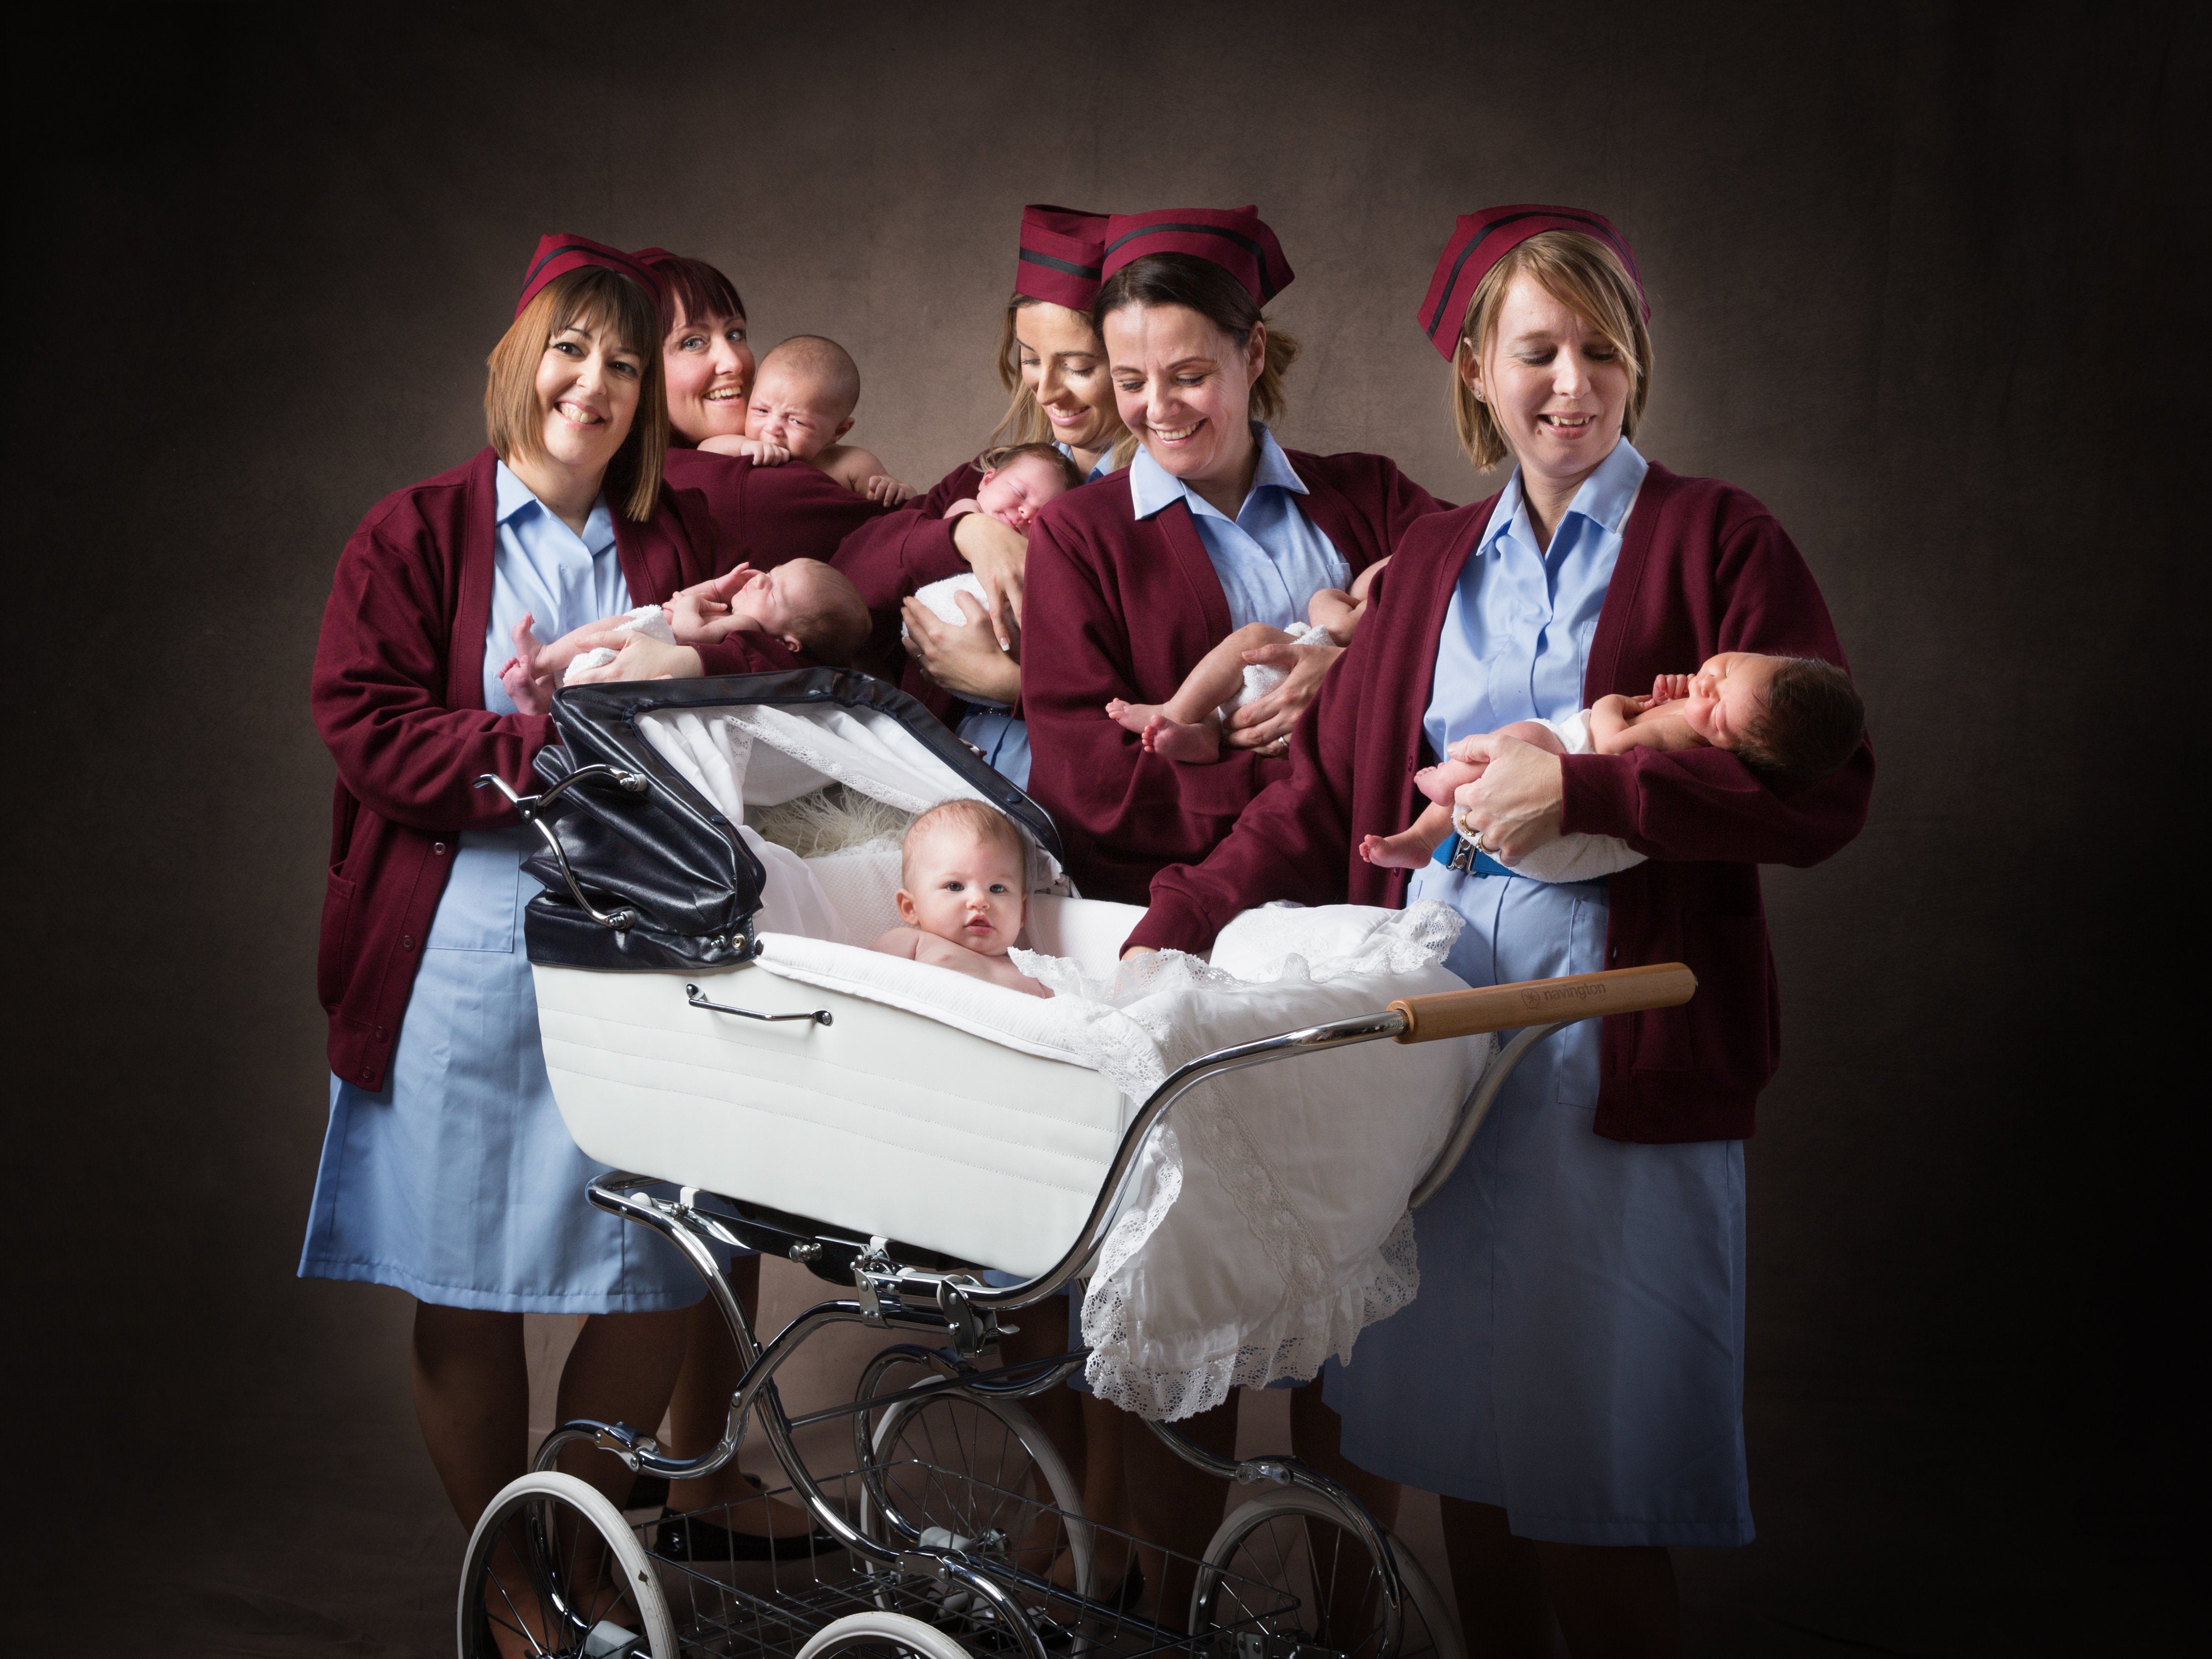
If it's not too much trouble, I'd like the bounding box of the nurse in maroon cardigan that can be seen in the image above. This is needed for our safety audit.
[299,237,801,1589]
[638,246,892,569]
[1129,209,1874,1653]
[837,204,1135,781]
[1021,205,1448,902]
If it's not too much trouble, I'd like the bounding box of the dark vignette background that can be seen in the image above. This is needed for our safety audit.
[9,2,2196,1651]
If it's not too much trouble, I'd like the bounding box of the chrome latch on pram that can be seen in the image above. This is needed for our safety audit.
[475,765,649,932]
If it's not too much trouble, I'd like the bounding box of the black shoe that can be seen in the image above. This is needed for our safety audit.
[653,1506,836,1563]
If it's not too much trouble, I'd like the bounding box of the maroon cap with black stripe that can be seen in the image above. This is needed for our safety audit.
[515,233,664,317]
[1015,205,1109,310]
[1100,205,1293,306]
[1417,205,1647,360]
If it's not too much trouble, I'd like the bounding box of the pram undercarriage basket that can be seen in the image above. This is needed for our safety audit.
[464,673,1696,1659]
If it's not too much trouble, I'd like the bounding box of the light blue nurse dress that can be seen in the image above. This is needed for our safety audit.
[297,463,704,1313]
[955,445,1129,791]
[1324,439,1754,1547]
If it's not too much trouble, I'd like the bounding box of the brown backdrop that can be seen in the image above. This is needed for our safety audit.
[12,2,2191,1651]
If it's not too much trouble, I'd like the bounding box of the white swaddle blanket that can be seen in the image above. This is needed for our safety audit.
[904,572,991,642]
[563,604,678,684]
[1468,711,1646,884]
[1221,621,1333,717]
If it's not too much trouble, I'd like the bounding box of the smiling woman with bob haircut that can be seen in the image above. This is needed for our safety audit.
[300,237,794,1621]
[1125,206,1874,1655]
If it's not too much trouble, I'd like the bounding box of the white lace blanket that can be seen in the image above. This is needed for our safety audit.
[1015,902,1491,1420]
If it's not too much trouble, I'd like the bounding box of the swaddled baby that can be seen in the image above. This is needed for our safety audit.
[870,800,1049,998]
[1361,651,1867,868]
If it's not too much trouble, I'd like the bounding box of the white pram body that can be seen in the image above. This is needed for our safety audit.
[522,676,1484,1414]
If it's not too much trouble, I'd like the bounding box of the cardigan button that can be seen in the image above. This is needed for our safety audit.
[375,1026,387,1040]
[433,842,448,855]
[402,935,416,951]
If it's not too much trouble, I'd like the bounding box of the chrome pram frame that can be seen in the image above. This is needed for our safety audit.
[482,960,1696,1659]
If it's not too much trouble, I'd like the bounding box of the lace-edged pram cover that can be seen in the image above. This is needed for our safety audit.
[1015,903,1489,1420]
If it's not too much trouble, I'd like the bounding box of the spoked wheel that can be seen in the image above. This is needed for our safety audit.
[796,1610,977,1659]
[1193,1487,1464,1659]
[458,1470,675,1658]
[858,1386,1093,1598]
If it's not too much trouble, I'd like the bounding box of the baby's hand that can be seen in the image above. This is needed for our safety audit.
[701,434,791,465]
[865,474,916,505]
[1649,673,1691,704]
[663,575,752,645]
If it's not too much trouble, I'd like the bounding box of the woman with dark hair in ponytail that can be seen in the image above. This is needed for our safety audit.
[1021,204,1449,904]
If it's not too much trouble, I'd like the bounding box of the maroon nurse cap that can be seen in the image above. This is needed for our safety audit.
[515,233,664,317]
[1100,205,1294,306]
[1015,205,1110,310]
[1417,205,1647,360]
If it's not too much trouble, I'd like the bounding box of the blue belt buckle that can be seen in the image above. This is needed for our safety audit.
[1435,831,1516,879]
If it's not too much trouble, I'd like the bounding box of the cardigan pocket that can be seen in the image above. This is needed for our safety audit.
[317,868,358,1011]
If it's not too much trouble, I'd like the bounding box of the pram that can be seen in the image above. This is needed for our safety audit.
[462,671,1695,1659]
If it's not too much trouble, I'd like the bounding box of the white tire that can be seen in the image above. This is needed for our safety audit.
[457,1469,674,1658]
[796,1609,978,1659]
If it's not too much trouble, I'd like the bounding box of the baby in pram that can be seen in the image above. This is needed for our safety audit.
[1360,650,1867,868]
[870,799,1050,998]
[1105,558,1390,763]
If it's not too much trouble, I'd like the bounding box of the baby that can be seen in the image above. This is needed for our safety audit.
[699,334,914,504]
[1360,652,1867,868]
[499,560,871,713]
[1106,559,1388,763]
[870,799,1049,998]
[942,443,1085,531]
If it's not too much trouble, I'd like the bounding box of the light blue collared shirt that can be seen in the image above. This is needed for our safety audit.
[426,462,633,953]
[1054,441,1119,483]
[1419,437,1649,762]
[1128,423,1350,632]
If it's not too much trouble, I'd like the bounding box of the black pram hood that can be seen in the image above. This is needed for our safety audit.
[518,669,1064,973]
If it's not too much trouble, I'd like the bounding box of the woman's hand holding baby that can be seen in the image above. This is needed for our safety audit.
[566,635,704,686]
[902,590,1021,705]
[951,512,1028,653]
[1223,639,1341,753]
[1448,732,1565,860]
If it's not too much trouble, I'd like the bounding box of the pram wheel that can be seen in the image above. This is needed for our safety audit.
[458,1470,675,1659]
[859,1382,1092,1597]
[1192,1488,1461,1659]
[796,1609,978,1659]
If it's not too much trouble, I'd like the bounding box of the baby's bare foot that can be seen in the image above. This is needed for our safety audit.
[1361,830,1436,869]
[1141,713,1222,763]
[1107,698,1162,735]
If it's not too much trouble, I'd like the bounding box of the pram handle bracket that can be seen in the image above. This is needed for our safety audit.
[1389,961,1696,1042]
[476,768,647,932]
[686,982,833,1026]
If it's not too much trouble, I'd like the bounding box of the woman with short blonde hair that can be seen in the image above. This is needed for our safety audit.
[300,237,786,1601]
[1130,205,1873,1654]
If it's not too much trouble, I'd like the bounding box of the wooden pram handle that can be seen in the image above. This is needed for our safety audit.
[1389,962,1696,1043]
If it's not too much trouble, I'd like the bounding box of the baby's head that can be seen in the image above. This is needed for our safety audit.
[745,335,862,461]
[725,558,870,663]
[894,799,1030,958]
[971,443,1084,530]
[1687,652,1864,784]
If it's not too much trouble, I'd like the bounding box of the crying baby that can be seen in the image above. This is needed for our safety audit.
[870,800,1049,999]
